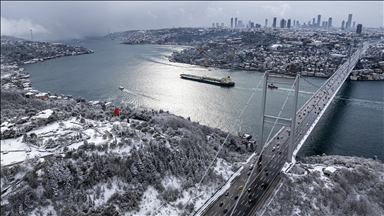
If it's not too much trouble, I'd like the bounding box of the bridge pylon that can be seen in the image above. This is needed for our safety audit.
[257,71,300,162]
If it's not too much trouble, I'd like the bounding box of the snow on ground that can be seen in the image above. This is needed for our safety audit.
[134,186,161,216]
[1,139,30,152]
[33,109,53,119]
[1,107,245,215]
[30,203,57,216]
[0,117,124,166]
[161,175,180,190]
[1,151,52,167]
[213,158,235,180]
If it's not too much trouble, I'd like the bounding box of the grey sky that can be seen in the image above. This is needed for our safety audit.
[1,1,383,41]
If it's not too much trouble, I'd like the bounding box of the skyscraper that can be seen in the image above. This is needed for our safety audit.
[356,24,362,34]
[293,20,295,26]
[341,20,345,30]
[231,18,233,28]
[312,18,316,27]
[353,21,356,28]
[280,19,286,28]
[347,14,353,29]
[328,17,332,28]
[212,23,215,27]
[287,19,291,28]
[317,15,321,27]
[235,17,238,28]
[238,20,243,28]
[273,17,277,28]
[265,19,268,27]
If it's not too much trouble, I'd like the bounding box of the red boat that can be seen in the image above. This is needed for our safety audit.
[268,83,278,89]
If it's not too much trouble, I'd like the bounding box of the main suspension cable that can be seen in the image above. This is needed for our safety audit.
[183,73,266,215]
[230,75,299,216]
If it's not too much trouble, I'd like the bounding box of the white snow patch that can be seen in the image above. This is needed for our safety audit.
[134,186,161,216]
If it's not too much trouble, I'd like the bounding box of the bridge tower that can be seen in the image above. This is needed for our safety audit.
[30,29,33,41]
[258,71,300,162]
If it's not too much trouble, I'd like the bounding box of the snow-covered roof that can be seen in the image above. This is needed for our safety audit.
[271,44,283,49]
[1,126,10,133]
[35,109,53,119]
[324,166,337,174]
[35,92,48,97]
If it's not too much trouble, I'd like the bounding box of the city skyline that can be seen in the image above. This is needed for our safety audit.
[1,1,382,41]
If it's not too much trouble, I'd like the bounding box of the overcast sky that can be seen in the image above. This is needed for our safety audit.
[1,1,383,41]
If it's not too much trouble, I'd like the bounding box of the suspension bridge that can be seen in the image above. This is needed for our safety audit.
[191,41,370,216]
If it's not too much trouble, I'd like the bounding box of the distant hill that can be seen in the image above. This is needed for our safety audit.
[1,35,26,41]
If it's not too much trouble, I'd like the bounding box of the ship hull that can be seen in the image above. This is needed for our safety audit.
[180,74,235,87]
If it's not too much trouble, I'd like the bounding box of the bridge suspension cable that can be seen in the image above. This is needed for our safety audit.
[184,73,266,215]
[230,74,299,216]
[300,76,325,89]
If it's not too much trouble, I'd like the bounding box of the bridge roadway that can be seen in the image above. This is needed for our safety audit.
[200,44,369,216]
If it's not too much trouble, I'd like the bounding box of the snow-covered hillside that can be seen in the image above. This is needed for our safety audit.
[261,155,384,216]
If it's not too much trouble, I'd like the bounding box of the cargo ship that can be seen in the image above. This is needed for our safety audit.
[180,74,235,87]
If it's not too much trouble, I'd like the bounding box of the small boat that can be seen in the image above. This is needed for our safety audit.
[268,83,278,89]
[118,86,124,90]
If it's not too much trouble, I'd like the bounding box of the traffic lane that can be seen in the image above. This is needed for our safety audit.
[226,147,285,214]
[213,154,269,212]
[234,147,287,214]
[208,163,264,215]
[242,162,283,215]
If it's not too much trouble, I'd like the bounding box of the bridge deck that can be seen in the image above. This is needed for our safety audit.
[200,43,369,216]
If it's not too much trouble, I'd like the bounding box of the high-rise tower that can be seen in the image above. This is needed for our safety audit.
[280,19,286,28]
[317,15,321,27]
[312,18,316,27]
[231,18,233,28]
[235,17,238,28]
[328,17,332,28]
[341,20,345,30]
[356,24,362,34]
[347,14,352,29]
[273,17,277,28]
[265,19,268,27]
[287,19,291,28]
